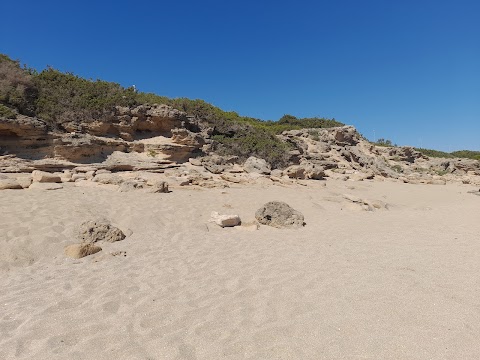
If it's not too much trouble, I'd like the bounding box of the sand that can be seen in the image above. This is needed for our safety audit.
[0,179,479,359]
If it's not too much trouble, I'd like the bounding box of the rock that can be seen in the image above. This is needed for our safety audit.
[427,178,446,185]
[388,147,425,163]
[284,165,305,179]
[468,189,480,196]
[189,158,203,166]
[118,180,145,192]
[65,243,102,259]
[227,164,245,173]
[72,174,87,182]
[255,201,305,228]
[203,163,225,174]
[342,194,388,211]
[220,174,246,184]
[78,219,126,243]
[29,182,63,190]
[149,181,169,193]
[85,170,96,179]
[74,166,98,173]
[0,178,22,190]
[16,176,32,188]
[210,211,241,227]
[32,170,62,183]
[270,169,283,178]
[61,172,73,182]
[243,156,271,175]
[284,163,324,180]
[348,171,375,181]
[92,173,124,185]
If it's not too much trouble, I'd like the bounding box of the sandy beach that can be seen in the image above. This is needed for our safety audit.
[1,179,479,359]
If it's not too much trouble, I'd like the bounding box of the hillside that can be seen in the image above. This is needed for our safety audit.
[1,53,480,188]
[0,54,344,168]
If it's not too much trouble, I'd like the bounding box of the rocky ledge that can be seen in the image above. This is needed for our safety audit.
[1,104,480,188]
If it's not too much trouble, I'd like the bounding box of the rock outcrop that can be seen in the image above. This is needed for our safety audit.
[1,102,480,186]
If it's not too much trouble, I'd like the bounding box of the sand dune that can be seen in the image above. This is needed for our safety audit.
[1,179,480,359]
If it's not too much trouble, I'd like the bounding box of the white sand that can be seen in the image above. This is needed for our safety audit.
[0,179,479,359]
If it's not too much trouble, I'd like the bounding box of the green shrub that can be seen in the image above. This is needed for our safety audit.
[415,148,453,158]
[0,55,37,116]
[0,103,16,119]
[450,150,480,160]
[33,68,137,128]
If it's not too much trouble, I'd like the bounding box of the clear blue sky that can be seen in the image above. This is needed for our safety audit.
[1,0,479,151]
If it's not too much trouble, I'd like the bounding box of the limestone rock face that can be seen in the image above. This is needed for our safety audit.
[61,104,188,138]
[0,115,51,159]
[388,147,425,163]
[255,201,305,228]
[210,211,241,227]
[243,156,271,175]
[78,219,126,243]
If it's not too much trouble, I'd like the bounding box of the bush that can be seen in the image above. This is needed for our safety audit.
[0,103,16,119]
[34,68,137,128]
[415,148,453,158]
[0,55,37,116]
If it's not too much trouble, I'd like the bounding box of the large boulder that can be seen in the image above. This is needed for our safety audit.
[78,219,126,243]
[255,201,305,228]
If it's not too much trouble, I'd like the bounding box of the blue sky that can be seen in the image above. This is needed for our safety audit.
[1,0,479,151]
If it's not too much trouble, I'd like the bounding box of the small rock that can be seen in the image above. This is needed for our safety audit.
[210,211,241,227]
[65,243,102,259]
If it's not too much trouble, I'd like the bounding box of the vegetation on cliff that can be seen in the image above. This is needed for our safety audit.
[0,53,343,167]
